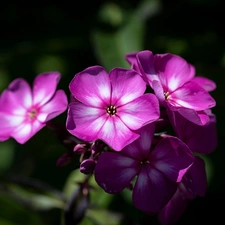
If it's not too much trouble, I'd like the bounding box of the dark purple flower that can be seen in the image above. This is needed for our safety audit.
[94,124,194,213]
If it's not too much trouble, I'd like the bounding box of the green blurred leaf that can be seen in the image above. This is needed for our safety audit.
[92,14,145,71]
[0,141,15,175]
[86,208,124,225]
[0,218,17,225]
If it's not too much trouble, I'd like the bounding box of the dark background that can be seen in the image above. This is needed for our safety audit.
[0,0,225,224]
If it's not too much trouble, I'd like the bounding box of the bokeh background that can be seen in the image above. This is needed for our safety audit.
[0,0,225,224]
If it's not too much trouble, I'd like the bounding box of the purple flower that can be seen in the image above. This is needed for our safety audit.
[126,50,216,125]
[66,66,160,151]
[0,72,68,144]
[158,156,207,225]
[94,124,194,213]
[167,109,218,154]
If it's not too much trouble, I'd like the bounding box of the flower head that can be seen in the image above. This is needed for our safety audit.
[0,72,68,144]
[94,124,194,213]
[126,50,216,125]
[66,66,160,151]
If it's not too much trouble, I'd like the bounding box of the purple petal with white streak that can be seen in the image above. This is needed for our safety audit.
[150,136,194,182]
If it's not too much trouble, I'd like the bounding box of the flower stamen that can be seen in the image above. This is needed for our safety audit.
[164,91,170,100]
[28,108,37,120]
[106,105,117,116]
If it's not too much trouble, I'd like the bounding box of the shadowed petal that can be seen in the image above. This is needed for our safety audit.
[33,72,61,106]
[110,68,146,106]
[95,152,140,193]
[136,50,159,86]
[118,94,159,130]
[154,53,195,92]
[192,76,216,92]
[158,188,188,225]
[69,66,110,107]
[169,81,216,110]
[98,116,140,151]
[125,52,141,73]
[122,123,155,160]
[37,90,68,122]
[151,136,194,182]
[178,108,210,125]
[66,101,106,142]
[133,165,177,213]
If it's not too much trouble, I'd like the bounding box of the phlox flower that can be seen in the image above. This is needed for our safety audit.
[0,72,68,144]
[66,66,160,151]
[94,124,194,213]
[126,50,216,125]
[158,156,207,225]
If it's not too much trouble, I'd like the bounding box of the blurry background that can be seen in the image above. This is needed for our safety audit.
[0,0,225,224]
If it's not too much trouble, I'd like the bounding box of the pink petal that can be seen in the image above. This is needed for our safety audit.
[136,50,159,86]
[154,53,195,92]
[178,108,210,125]
[169,81,216,110]
[11,120,45,144]
[118,93,160,130]
[66,101,106,142]
[158,188,188,225]
[1,79,32,115]
[97,116,140,151]
[133,164,177,213]
[192,76,216,92]
[125,52,141,73]
[94,152,140,193]
[37,90,68,122]
[110,68,146,106]
[33,72,61,106]
[69,66,111,107]
[122,123,155,160]
[152,80,167,107]
[151,136,194,182]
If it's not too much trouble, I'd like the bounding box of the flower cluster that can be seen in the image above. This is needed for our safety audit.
[0,50,217,225]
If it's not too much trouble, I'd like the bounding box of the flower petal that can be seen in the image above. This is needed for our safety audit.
[98,116,140,151]
[110,68,146,106]
[33,72,61,106]
[158,188,188,225]
[69,66,111,107]
[11,120,45,144]
[154,53,195,92]
[122,123,155,160]
[125,52,141,73]
[66,101,106,142]
[95,152,140,193]
[0,79,32,115]
[151,136,194,182]
[182,156,207,197]
[133,164,177,213]
[37,90,68,122]
[177,108,210,125]
[136,50,159,86]
[192,76,216,92]
[169,81,216,110]
[118,93,159,130]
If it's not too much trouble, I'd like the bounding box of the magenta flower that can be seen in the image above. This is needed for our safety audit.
[167,109,218,154]
[0,72,68,144]
[126,50,216,125]
[158,156,207,225]
[94,124,194,213]
[66,66,160,151]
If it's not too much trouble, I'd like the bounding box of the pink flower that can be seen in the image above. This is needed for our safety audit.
[0,72,68,144]
[126,50,216,125]
[158,156,207,225]
[66,66,160,151]
[94,124,194,213]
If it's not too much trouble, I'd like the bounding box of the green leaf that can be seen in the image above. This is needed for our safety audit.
[0,140,15,175]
